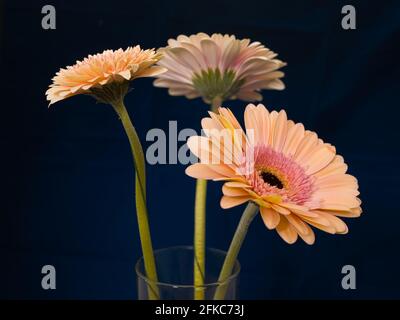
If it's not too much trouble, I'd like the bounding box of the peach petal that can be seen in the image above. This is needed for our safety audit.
[294,131,319,162]
[136,66,167,78]
[236,91,263,101]
[272,110,288,152]
[314,156,347,178]
[220,196,250,209]
[303,146,336,175]
[315,192,360,208]
[281,123,305,157]
[225,181,252,188]
[200,39,220,68]
[317,212,349,234]
[301,218,336,234]
[260,207,280,229]
[276,217,298,244]
[298,226,315,245]
[264,79,285,90]
[244,104,270,146]
[222,185,250,197]
[286,214,310,235]
[262,194,282,204]
[271,204,291,215]
[118,70,132,80]
[180,42,208,69]
[331,209,362,218]
[201,117,224,132]
[185,163,224,179]
[279,203,318,217]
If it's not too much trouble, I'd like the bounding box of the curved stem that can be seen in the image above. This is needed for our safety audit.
[214,202,259,300]
[193,96,223,300]
[111,99,159,300]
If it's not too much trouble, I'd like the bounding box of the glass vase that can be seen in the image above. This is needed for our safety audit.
[135,246,240,300]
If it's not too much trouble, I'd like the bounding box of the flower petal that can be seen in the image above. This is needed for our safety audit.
[200,39,220,69]
[276,216,298,244]
[185,163,225,179]
[220,196,250,209]
[260,207,280,229]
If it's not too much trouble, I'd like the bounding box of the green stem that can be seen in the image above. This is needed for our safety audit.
[193,179,207,300]
[111,99,159,300]
[214,202,259,300]
[210,96,222,113]
[193,96,222,300]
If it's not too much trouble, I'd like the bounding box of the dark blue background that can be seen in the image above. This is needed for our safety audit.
[1,0,399,299]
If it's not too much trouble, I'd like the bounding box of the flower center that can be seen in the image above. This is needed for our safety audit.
[241,145,315,205]
[260,171,284,189]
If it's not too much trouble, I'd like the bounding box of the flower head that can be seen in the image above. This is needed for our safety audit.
[186,104,362,244]
[46,46,166,105]
[154,33,286,104]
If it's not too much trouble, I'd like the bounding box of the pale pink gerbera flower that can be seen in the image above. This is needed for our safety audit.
[154,33,286,105]
[186,104,362,244]
[46,46,166,105]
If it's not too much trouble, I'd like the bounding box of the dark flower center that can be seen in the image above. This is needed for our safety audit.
[261,171,284,189]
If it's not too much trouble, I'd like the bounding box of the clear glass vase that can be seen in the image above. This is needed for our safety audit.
[135,246,240,300]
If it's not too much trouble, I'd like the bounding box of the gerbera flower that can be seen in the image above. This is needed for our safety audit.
[154,33,286,105]
[46,46,166,105]
[46,46,166,299]
[186,104,362,244]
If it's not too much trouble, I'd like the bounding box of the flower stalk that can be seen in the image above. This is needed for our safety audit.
[111,98,159,300]
[46,46,167,300]
[193,96,222,300]
[214,202,259,300]
[193,178,207,299]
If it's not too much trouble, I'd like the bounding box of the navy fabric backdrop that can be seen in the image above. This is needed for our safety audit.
[1,0,399,299]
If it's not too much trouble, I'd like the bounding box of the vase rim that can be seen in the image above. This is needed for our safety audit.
[135,245,241,288]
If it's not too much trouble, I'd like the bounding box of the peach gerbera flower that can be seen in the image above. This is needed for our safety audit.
[154,33,286,104]
[186,104,362,244]
[46,46,166,297]
[46,46,166,105]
